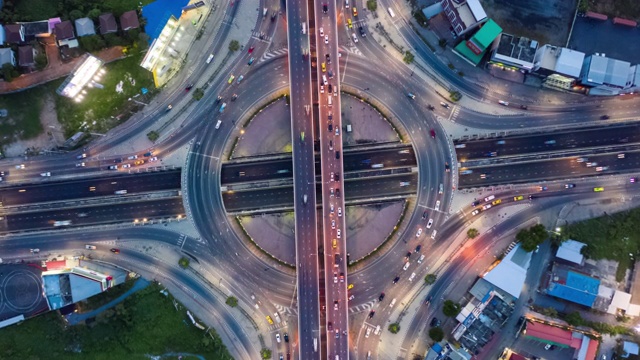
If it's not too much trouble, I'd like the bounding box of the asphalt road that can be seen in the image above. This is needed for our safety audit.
[0,170,181,206]
[1,198,185,232]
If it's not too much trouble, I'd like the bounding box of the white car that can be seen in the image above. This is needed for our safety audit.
[15,164,25,169]
[330,204,334,213]
[416,228,423,237]
[40,172,51,177]
[595,166,609,172]
[319,27,324,36]
[482,204,492,210]
[76,162,85,167]
[408,272,417,282]
[334,273,338,283]
[431,230,437,239]
[435,200,440,211]
[484,195,495,202]
[122,164,131,168]
[403,262,410,271]
[324,35,329,44]
[352,33,358,43]
[337,229,341,238]
[426,219,433,229]
[149,157,158,162]
[127,155,137,160]
[338,207,342,217]
[471,209,480,216]
[275,333,281,343]
[320,85,325,93]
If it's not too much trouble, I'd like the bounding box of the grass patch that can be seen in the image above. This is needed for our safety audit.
[0,86,48,149]
[8,0,154,21]
[0,282,232,360]
[563,208,640,281]
[54,52,155,138]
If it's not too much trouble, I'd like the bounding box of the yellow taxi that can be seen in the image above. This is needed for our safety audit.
[228,74,235,84]
[352,7,358,16]
[332,239,337,248]
[134,160,144,166]
[266,315,274,324]
[321,62,326,72]
[491,199,502,206]
[593,187,604,192]
[347,283,354,290]
[513,195,524,201]
[347,18,352,28]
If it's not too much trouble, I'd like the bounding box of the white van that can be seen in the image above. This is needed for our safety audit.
[346,124,352,132]
[322,75,328,85]
[301,22,307,34]
[345,0,349,8]
[328,96,332,107]
[215,120,222,129]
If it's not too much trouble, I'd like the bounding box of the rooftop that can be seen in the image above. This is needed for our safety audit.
[547,268,600,307]
[481,243,530,299]
[556,239,586,265]
[120,10,140,30]
[74,17,96,37]
[583,54,631,88]
[493,33,538,66]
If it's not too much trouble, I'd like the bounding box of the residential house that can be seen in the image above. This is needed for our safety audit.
[440,0,487,37]
[18,45,34,67]
[0,47,16,66]
[74,18,96,37]
[99,13,118,34]
[20,20,50,41]
[120,10,140,31]
[4,24,25,44]
[54,20,75,42]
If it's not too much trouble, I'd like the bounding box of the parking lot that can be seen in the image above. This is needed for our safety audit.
[568,17,640,64]
[511,334,576,360]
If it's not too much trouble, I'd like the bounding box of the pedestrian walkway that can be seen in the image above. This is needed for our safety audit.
[65,278,150,325]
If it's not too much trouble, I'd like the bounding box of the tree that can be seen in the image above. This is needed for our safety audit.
[229,40,240,52]
[147,131,159,142]
[69,9,83,20]
[178,256,190,269]
[517,224,548,252]
[565,311,585,327]
[225,296,238,307]
[35,53,47,71]
[88,8,101,20]
[428,327,444,342]
[260,348,272,359]
[442,300,461,317]
[192,88,205,100]
[403,51,414,64]
[388,323,400,333]
[424,273,437,285]
[79,34,106,52]
[467,228,479,239]
[1,63,19,82]
[366,0,377,12]
[540,307,558,318]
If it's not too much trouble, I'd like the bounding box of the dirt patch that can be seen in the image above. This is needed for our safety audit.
[4,94,65,157]
[480,0,579,46]
[586,0,640,21]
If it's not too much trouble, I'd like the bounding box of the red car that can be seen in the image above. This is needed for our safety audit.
[430,129,436,138]
[248,46,255,53]
[110,248,120,254]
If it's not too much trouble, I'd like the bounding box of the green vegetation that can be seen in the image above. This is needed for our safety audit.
[560,310,632,335]
[1,63,19,82]
[147,131,159,142]
[178,256,190,269]
[424,273,437,285]
[442,300,461,317]
[403,51,415,64]
[225,296,238,308]
[428,327,444,342]
[578,0,588,13]
[0,282,231,359]
[413,10,429,27]
[261,348,272,359]
[1,0,154,22]
[366,0,377,12]
[229,40,240,52]
[192,88,205,100]
[582,0,640,21]
[565,311,585,326]
[563,208,640,281]
[388,323,400,334]
[55,52,155,138]
[467,228,479,239]
[83,279,136,309]
[516,224,547,252]
[0,85,49,149]
[439,39,447,48]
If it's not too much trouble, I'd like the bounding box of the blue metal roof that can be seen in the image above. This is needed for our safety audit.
[142,0,190,41]
[548,271,599,307]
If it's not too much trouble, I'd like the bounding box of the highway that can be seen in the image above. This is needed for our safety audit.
[286,0,321,356]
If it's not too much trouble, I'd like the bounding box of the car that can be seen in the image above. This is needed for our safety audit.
[85,245,97,250]
[275,333,281,343]
[347,18,352,28]
[325,53,331,64]
[480,174,488,179]
[348,295,355,301]
[110,248,120,254]
[600,115,610,120]
[76,162,85,167]
[338,207,342,217]
[593,187,604,192]
[323,3,328,13]
[482,204,492,210]
[416,228,423,237]
[228,74,235,83]
[336,188,341,198]
[422,211,428,220]
[328,84,332,93]
[335,173,340,181]
[378,292,385,301]
[334,300,339,310]
[586,162,597,167]
[348,283,354,290]
[520,105,528,110]
[544,344,551,350]
[445,162,450,172]
[496,140,506,145]
[484,195,495,202]
[248,57,255,65]
[596,166,609,172]
[236,75,244,84]
[430,317,440,327]
[393,276,400,283]
[492,199,502,205]
[320,85,325,93]
[352,6,358,16]
[134,160,144,165]
[339,272,345,282]
[166,105,173,112]
[351,33,358,43]
[440,101,450,108]
[321,62,326,72]
[471,209,480,216]
[319,27,324,36]
[248,46,255,53]
[430,129,436,138]
[108,165,118,170]
[335,329,340,338]
[77,153,87,159]
[15,164,25,169]
[426,219,433,229]
[424,295,432,305]
[127,155,138,160]
[40,172,51,177]
[149,157,158,162]
[498,100,509,106]
[368,310,375,318]
[328,321,333,330]
[461,169,473,175]
[486,151,497,157]
[631,177,637,183]
[618,153,626,159]
[328,123,333,131]
[415,245,421,253]
[185,84,194,91]
[324,35,329,44]
[405,251,411,260]
[513,195,524,201]
[471,200,480,206]
[430,231,437,240]
[435,200,440,211]
[359,26,366,37]
[30,248,40,253]
[409,272,417,281]
[337,229,341,238]
[565,184,575,188]
[576,157,587,163]
[334,273,338,283]
[122,164,131,168]
[544,140,556,145]
[331,219,335,229]
[330,204,334,213]
[231,94,238,101]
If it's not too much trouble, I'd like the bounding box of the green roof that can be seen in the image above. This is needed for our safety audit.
[473,19,502,50]
[454,42,484,65]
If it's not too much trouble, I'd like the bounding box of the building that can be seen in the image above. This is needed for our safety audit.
[546,267,600,307]
[453,19,502,66]
[18,45,34,67]
[120,10,140,31]
[533,45,585,90]
[99,13,118,34]
[4,24,25,44]
[580,53,636,95]
[490,33,539,72]
[524,321,598,360]
[74,18,96,37]
[556,239,587,265]
[0,47,16,66]
[54,20,75,42]
[20,20,50,40]
[0,25,4,44]
[440,0,487,36]
[622,341,639,358]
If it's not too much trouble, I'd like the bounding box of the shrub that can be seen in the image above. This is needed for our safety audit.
[403,51,415,64]
[424,274,437,285]
[442,300,461,317]
[388,323,400,333]
[229,40,240,52]
[147,131,159,142]
[225,296,238,307]
[178,256,190,269]
[428,327,444,341]
[467,228,479,239]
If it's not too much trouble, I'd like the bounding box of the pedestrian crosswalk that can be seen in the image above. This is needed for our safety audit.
[349,300,376,314]
[275,303,298,316]
[260,48,289,62]
[251,31,272,42]
[450,106,461,122]
[341,45,363,57]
